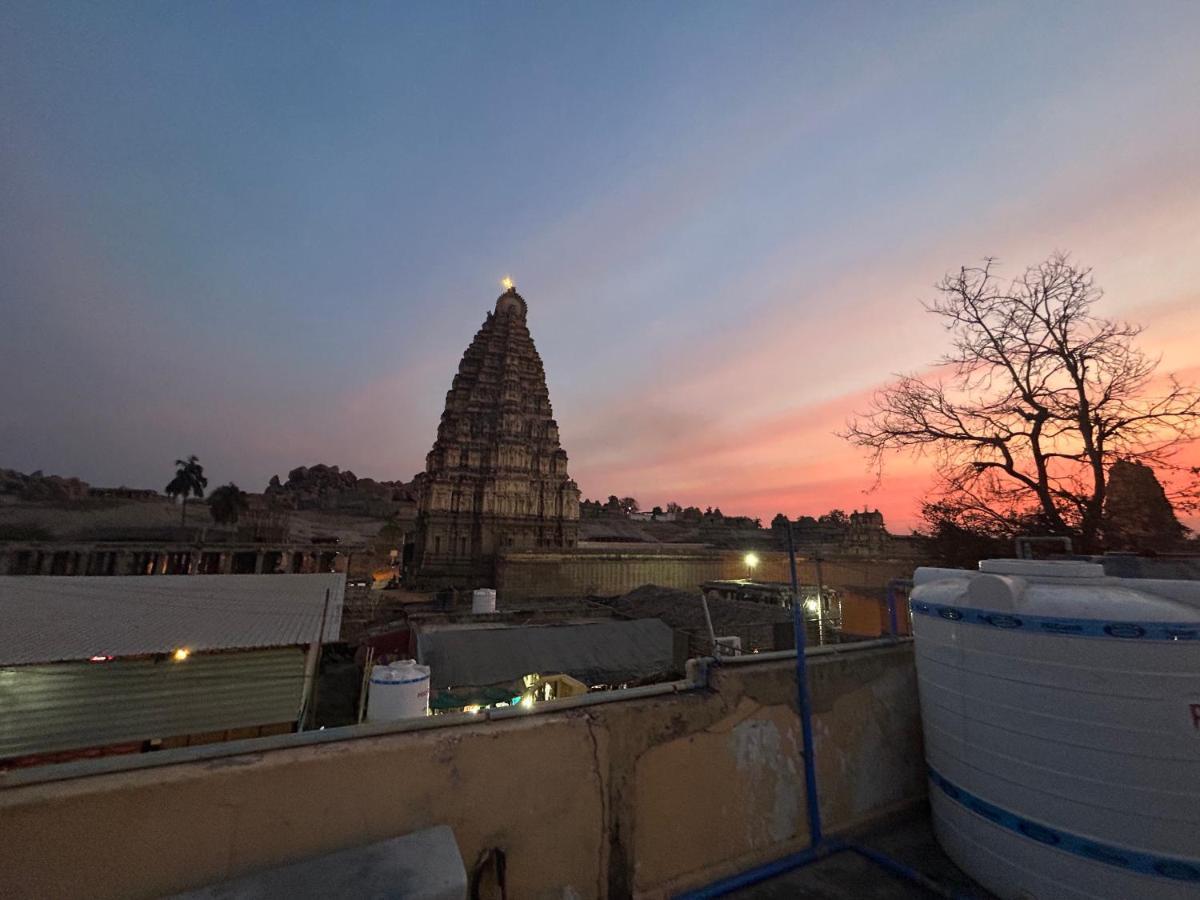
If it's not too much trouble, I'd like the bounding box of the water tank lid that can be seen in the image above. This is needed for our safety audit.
[979,559,1104,579]
[370,659,428,684]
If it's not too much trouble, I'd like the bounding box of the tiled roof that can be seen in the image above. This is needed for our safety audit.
[0,574,344,665]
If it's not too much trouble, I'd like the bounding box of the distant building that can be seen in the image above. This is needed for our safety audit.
[414,284,581,585]
[0,573,344,768]
[845,508,889,555]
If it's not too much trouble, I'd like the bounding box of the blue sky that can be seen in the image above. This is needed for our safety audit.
[3,2,1199,525]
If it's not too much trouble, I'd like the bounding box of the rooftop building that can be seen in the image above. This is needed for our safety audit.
[0,574,344,768]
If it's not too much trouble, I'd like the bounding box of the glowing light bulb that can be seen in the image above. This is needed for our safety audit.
[172,648,190,662]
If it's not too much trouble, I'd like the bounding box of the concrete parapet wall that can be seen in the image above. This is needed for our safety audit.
[0,643,923,899]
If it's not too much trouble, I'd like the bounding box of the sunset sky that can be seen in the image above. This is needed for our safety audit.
[3,2,1199,531]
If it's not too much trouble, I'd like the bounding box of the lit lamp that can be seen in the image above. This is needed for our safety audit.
[744,552,759,580]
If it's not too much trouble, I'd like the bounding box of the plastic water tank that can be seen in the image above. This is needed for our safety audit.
[910,560,1200,899]
[472,588,497,614]
[366,660,430,722]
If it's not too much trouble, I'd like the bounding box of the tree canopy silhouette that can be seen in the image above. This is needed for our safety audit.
[165,455,208,526]
[844,254,1200,551]
[209,482,249,525]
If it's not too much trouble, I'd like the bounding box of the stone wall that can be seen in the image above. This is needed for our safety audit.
[496,546,919,601]
[0,643,923,900]
[0,542,354,576]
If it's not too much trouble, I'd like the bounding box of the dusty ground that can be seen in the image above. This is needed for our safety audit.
[0,496,191,539]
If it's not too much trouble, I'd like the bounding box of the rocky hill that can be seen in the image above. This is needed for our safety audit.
[0,467,91,502]
[264,464,417,519]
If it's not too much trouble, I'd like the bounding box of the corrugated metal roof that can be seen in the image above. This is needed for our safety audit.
[417,619,674,689]
[0,648,307,758]
[0,574,344,665]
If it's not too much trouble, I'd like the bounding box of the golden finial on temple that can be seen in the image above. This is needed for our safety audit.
[501,276,514,292]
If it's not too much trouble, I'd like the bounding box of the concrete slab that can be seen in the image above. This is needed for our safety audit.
[171,825,466,900]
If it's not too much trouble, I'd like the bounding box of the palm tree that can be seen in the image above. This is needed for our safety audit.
[165,455,208,525]
[209,482,249,526]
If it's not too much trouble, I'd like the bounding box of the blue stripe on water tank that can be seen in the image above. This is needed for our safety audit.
[927,767,1200,882]
[909,600,1199,641]
[370,675,429,686]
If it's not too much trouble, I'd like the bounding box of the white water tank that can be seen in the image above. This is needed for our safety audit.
[472,588,497,615]
[366,660,430,722]
[911,560,1200,899]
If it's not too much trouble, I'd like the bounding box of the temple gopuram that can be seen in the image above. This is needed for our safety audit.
[413,281,581,586]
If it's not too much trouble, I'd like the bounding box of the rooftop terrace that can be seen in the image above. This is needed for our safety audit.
[0,639,930,899]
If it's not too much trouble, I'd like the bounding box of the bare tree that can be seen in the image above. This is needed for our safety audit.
[844,254,1200,551]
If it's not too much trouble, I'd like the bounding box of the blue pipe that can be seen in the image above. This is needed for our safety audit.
[671,561,971,899]
[785,524,822,848]
[885,578,911,637]
[674,840,845,899]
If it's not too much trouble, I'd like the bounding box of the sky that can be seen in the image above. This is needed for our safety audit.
[3,2,1199,531]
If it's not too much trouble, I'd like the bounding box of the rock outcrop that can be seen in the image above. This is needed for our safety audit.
[0,468,90,502]
[264,465,416,517]
[1102,459,1186,552]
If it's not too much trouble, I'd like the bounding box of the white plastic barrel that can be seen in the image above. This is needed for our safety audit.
[472,588,497,614]
[366,659,430,722]
[910,559,1200,899]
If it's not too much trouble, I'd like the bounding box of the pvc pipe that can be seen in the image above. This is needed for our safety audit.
[785,512,823,849]
[716,636,909,666]
[673,840,844,899]
[885,578,912,637]
[792,593,822,849]
[700,590,717,652]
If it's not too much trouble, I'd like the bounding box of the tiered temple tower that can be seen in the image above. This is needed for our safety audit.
[413,283,581,585]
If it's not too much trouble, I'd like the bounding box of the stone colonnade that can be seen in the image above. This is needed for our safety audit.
[0,544,351,577]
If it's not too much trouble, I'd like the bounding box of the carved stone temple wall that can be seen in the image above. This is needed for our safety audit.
[413,285,580,586]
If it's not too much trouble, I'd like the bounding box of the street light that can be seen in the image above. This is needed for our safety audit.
[744,552,759,580]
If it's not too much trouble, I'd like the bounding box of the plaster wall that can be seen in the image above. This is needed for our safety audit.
[496,548,916,602]
[0,644,923,900]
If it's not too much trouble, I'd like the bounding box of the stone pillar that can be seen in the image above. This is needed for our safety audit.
[254,552,265,575]
[220,552,233,575]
